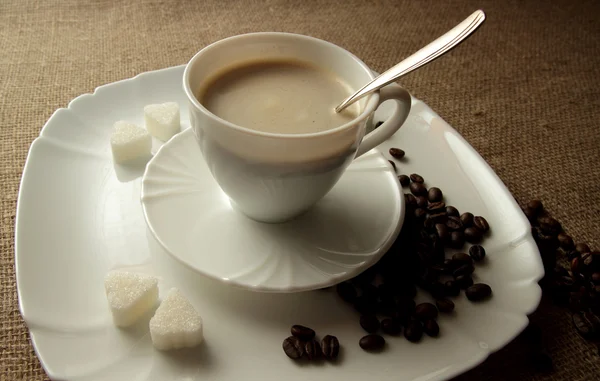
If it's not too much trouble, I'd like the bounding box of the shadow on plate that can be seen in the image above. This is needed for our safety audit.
[114,155,152,183]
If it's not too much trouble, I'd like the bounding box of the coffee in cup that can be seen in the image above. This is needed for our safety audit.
[197,58,360,134]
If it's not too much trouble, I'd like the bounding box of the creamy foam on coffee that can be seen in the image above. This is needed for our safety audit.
[197,59,360,134]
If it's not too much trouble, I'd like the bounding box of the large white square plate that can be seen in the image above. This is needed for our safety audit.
[15,65,543,381]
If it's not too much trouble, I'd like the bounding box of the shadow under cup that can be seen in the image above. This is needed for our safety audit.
[183,32,384,223]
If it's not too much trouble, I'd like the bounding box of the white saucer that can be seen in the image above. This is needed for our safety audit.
[141,128,404,292]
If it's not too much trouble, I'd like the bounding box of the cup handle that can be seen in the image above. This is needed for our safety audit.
[354,85,412,158]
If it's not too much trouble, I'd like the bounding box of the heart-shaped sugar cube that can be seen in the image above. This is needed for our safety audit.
[104,271,159,327]
[144,102,180,142]
[149,288,203,350]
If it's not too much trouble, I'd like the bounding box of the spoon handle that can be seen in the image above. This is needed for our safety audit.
[335,9,486,113]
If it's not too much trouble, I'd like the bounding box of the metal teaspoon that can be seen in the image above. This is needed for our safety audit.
[335,9,486,113]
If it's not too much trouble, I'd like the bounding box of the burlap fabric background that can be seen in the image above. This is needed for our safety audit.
[1,0,599,379]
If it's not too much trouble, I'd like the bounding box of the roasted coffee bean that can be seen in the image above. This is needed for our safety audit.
[388,160,397,172]
[443,258,456,268]
[523,206,537,222]
[473,216,490,233]
[360,314,380,333]
[469,245,486,262]
[452,252,473,265]
[446,205,460,217]
[416,251,433,270]
[381,318,402,335]
[410,182,427,196]
[414,207,427,221]
[423,319,440,337]
[377,298,397,316]
[453,264,475,278]
[553,265,570,278]
[540,246,558,271]
[436,298,455,313]
[466,283,492,301]
[432,240,446,264]
[551,290,570,307]
[336,282,357,303]
[551,276,576,301]
[450,231,465,249]
[534,228,559,254]
[455,275,474,289]
[400,297,417,312]
[581,252,592,266]
[409,173,424,183]
[435,223,450,242]
[406,284,419,300]
[569,287,588,311]
[359,334,385,351]
[446,216,464,231]
[571,257,582,275]
[576,243,591,254]
[282,336,304,359]
[444,280,461,296]
[527,199,544,213]
[354,295,377,315]
[405,193,417,207]
[592,272,600,285]
[424,213,447,230]
[377,284,393,298]
[557,233,575,250]
[581,252,599,273]
[414,228,431,244]
[460,212,474,227]
[291,324,316,340]
[399,174,410,187]
[428,282,446,299]
[360,282,378,298]
[430,264,448,276]
[587,251,600,271]
[355,267,378,286]
[404,320,423,342]
[537,215,560,235]
[415,303,438,320]
[320,335,340,360]
[428,187,443,202]
[416,196,428,208]
[417,271,436,289]
[572,311,600,339]
[305,339,321,360]
[427,201,446,214]
[464,227,483,243]
[389,147,405,159]
[390,309,410,326]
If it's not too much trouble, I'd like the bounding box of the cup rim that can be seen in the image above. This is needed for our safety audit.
[182,32,380,140]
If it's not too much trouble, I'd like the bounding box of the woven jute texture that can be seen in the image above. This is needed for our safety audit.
[1,0,599,379]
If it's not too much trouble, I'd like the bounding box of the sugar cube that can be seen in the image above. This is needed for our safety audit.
[110,121,151,164]
[149,288,203,350]
[104,271,159,327]
[144,102,181,141]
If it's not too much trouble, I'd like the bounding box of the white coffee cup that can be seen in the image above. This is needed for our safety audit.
[183,32,411,223]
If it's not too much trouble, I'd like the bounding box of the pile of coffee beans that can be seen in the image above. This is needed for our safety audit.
[280,143,598,367]
[282,324,340,361]
[331,147,493,350]
[525,200,600,341]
